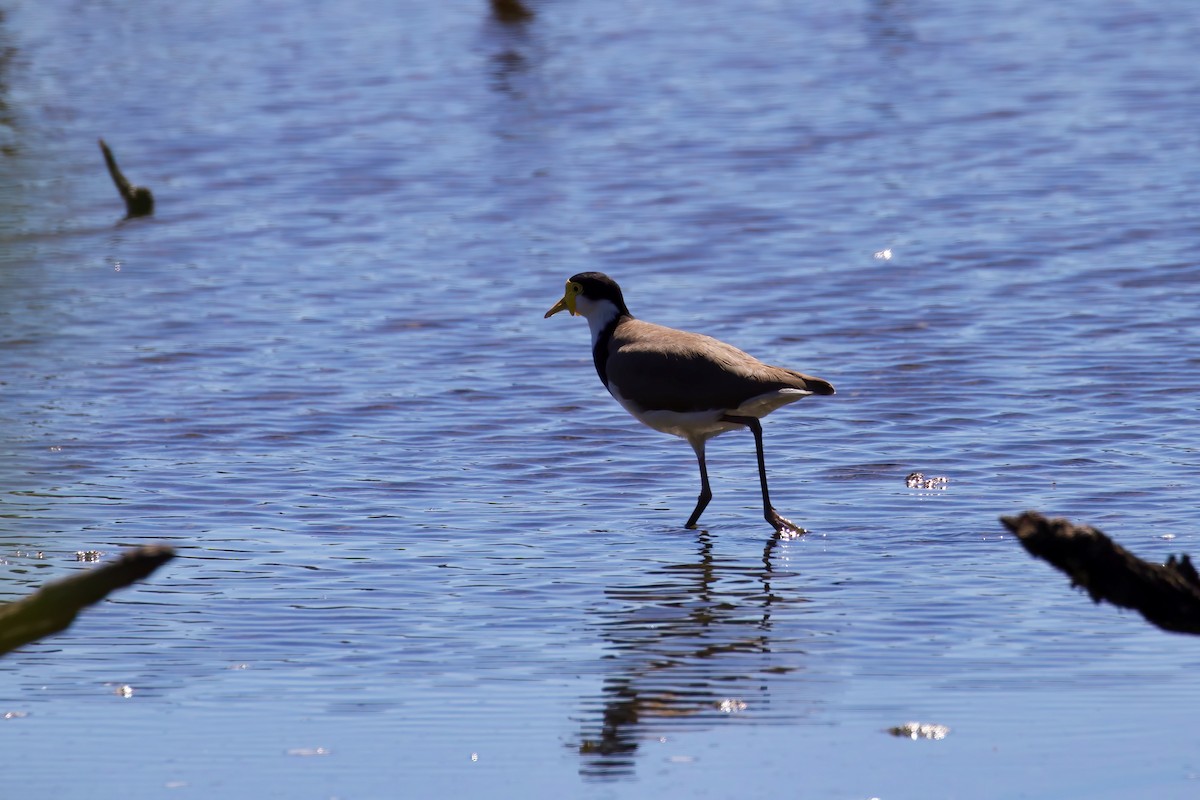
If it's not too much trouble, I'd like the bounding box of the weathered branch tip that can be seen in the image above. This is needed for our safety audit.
[98,138,155,218]
[1002,511,1200,635]
[0,545,176,656]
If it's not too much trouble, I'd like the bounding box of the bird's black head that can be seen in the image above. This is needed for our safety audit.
[545,271,633,319]
[568,272,630,316]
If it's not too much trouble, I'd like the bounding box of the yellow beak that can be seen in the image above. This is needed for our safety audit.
[544,286,577,318]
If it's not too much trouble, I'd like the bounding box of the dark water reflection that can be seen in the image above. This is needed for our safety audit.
[577,532,802,776]
[484,1,537,97]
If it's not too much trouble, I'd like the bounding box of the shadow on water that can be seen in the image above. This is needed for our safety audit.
[0,8,23,228]
[0,14,136,243]
[575,531,809,778]
[482,6,537,98]
[0,10,16,155]
[863,0,918,52]
[859,0,922,125]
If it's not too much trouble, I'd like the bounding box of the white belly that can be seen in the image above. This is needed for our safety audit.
[609,385,812,442]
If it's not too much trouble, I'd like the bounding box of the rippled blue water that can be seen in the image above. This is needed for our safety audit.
[2,1,1200,797]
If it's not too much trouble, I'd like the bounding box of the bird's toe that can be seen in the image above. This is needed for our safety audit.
[768,509,807,539]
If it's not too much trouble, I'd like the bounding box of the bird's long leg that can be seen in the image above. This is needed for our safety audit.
[719,414,805,537]
[684,438,713,529]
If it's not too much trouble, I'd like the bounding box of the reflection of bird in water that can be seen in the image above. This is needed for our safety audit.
[485,0,535,95]
[98,138,154,218]
[576,532,803,777]
[490,0,533,24]
[545,272,834,535]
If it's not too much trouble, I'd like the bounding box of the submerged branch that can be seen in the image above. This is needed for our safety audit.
[98,138,155,218]
[1002,511,1200,635]
[0,546,175,656]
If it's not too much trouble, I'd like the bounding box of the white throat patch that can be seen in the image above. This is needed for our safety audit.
[575,297,622,347]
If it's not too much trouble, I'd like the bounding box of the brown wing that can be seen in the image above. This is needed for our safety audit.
[606,319,831,413]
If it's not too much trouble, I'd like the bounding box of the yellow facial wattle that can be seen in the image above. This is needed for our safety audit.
[544,281,579,318]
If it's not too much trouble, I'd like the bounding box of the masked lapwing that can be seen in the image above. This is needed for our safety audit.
[545,272,834,535]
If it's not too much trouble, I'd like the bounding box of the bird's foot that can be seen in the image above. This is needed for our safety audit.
[768,509,807,540]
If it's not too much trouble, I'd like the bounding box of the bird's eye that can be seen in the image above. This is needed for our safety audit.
[569,283,581,295]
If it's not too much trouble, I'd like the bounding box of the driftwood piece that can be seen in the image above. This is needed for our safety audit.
[98,138,155,217]
[0,546,175,656]
[1002,511,1200,635]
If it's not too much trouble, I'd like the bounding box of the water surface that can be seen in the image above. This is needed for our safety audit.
[2,1,1199,797]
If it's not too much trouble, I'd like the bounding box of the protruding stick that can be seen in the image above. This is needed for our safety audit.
[98,138,155,217]
[0,546,176,656]
[1003,511,1200,635]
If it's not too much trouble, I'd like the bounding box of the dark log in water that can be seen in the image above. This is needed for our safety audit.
[1002,511,1200,635]
[98,138,155,218]
[0,546,175,656]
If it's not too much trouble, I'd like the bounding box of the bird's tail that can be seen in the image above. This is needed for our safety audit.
[787,371,835,396]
